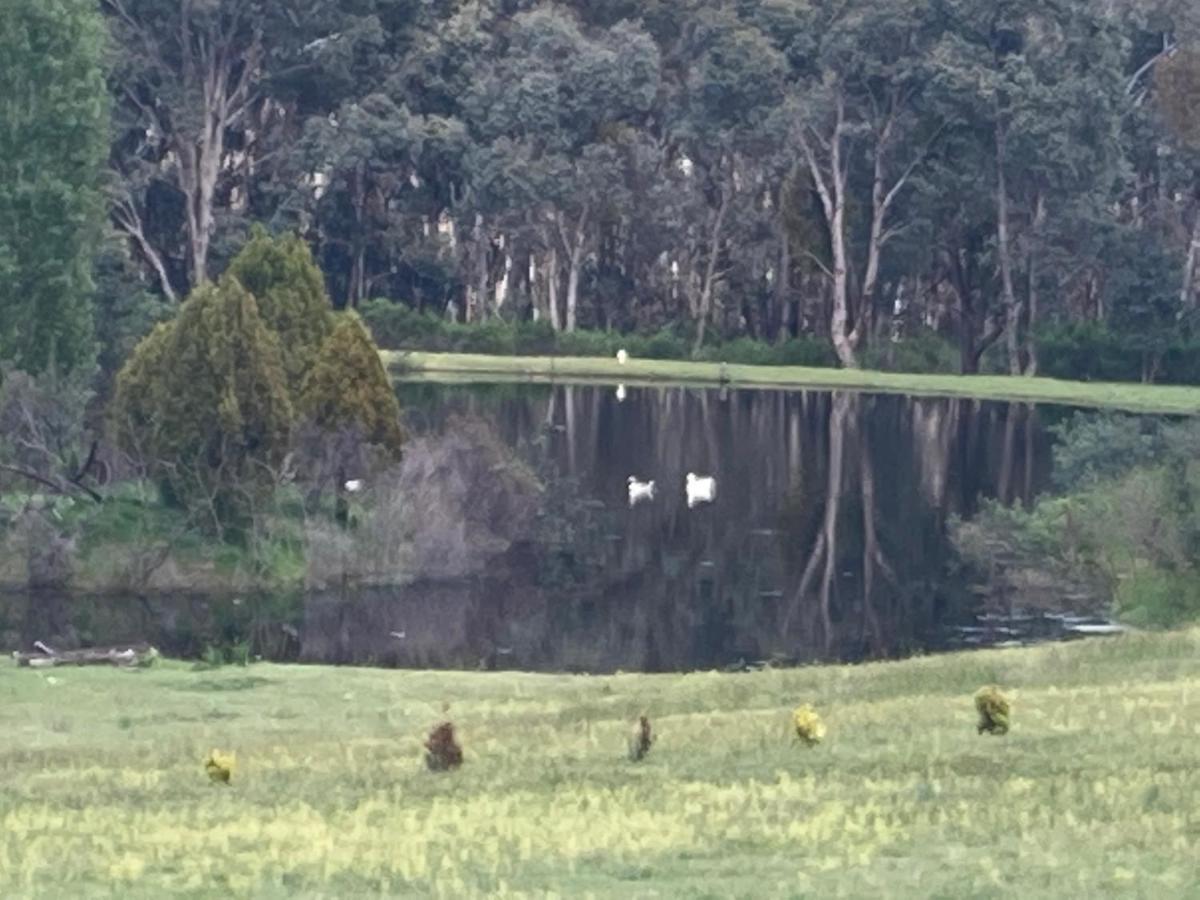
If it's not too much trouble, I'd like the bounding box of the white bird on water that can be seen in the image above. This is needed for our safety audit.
[685,472,717,508]
[344,479,364,493]
[627,476,656,506]
[616,383,627,402]
[616,349,628,365]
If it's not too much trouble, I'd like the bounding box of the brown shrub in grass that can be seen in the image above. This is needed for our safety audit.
[628,715,654,762]
[424,722,463,771]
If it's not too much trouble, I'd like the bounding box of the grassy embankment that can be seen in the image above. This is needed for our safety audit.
[5,631,1200,897]
[387,350,1200,415]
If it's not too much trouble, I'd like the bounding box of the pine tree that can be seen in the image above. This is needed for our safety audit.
[224,227,335,397]
[299,313,405,458]
[112,277,293,528]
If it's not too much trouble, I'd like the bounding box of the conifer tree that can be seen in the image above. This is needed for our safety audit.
[224,227,335,397]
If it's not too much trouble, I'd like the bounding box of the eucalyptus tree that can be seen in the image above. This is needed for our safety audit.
[777,0,945,368]
[669,3,788,352]
[461,7,660,330]
[0,0,108,374]
[103,0,345,296]
[933,0,1127,374]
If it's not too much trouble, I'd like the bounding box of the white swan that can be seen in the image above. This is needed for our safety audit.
[616,349,628,365]
[344,479,364,493]
[685,472,716,508]
[627,476,656,506]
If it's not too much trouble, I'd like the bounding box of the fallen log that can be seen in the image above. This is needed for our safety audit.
[11,643,158,668]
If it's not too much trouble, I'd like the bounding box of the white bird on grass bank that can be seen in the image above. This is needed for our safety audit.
[616,349,628,365]
[627,476,656,506]
[685,472,716,508]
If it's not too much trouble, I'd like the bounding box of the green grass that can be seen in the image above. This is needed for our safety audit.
[386,351,1200,415]
[4,631,1200,897]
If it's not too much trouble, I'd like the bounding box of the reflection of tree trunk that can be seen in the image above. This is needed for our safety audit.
[564,385,577,473]
[997,403,1019,505]
[1022,403,1036,507]
[784,392,851,650]
[859,408,897,655]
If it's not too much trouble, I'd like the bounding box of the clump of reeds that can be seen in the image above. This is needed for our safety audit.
[424,721,464,771]
[628,715,654,762]
[974,686,1011,735]
[792,705,826,747]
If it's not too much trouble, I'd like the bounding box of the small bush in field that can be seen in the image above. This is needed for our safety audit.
[628,715,654,762]
[792,705,826,747]
[975,686,1011,735]
[205,749,236,784]
[424,722,463,771]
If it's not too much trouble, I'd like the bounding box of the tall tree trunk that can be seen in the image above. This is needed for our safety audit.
[692,182,730,356]
[348,162,366,308]
[566,251,582,333]
[469,213,488,322]
[995,121,1024,376]
[1182,213,1200,311]
[799,91,856,368]
[111,194,177,301]
[556,205,590,333]
[774,234,791,341]
[547,247,561,332]
[1024,193,1046,376]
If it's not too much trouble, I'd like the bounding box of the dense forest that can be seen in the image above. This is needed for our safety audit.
[4,0,1200,385]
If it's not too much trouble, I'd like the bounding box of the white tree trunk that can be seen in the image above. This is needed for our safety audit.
[1182,214,1200,311]
[547,247,561,332]
[995,122,1024,376]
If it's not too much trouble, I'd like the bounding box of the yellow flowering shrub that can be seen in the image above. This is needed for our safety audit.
[205,749,236,784]
[793,705,826,747]
[975,686,1011,735]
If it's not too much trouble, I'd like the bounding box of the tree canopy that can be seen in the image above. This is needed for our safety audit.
[75,0,1200,376]
[0,0,108,375]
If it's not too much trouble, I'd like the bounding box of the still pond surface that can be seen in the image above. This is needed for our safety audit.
[2,383,1099,672]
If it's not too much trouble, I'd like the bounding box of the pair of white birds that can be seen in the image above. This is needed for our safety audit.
[628,472,716,508]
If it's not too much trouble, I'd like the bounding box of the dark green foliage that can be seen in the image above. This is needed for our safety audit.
[1050,413,1166,491]
[92,236,171,383]
[0,0,108,374]
[1117,569,1200,629]
[861,333,961,376]
[111,278,293,530]
[1038,323,1200,386]
[299,314,404,458]
[362,299,842,368]
[225,228,335,397]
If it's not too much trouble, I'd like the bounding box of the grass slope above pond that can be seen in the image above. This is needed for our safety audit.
[4,631,1200,897]
[387,350,1200,415]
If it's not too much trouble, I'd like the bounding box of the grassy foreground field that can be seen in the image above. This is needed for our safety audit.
[386,350,1200,415]
[4,633,1200,898]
